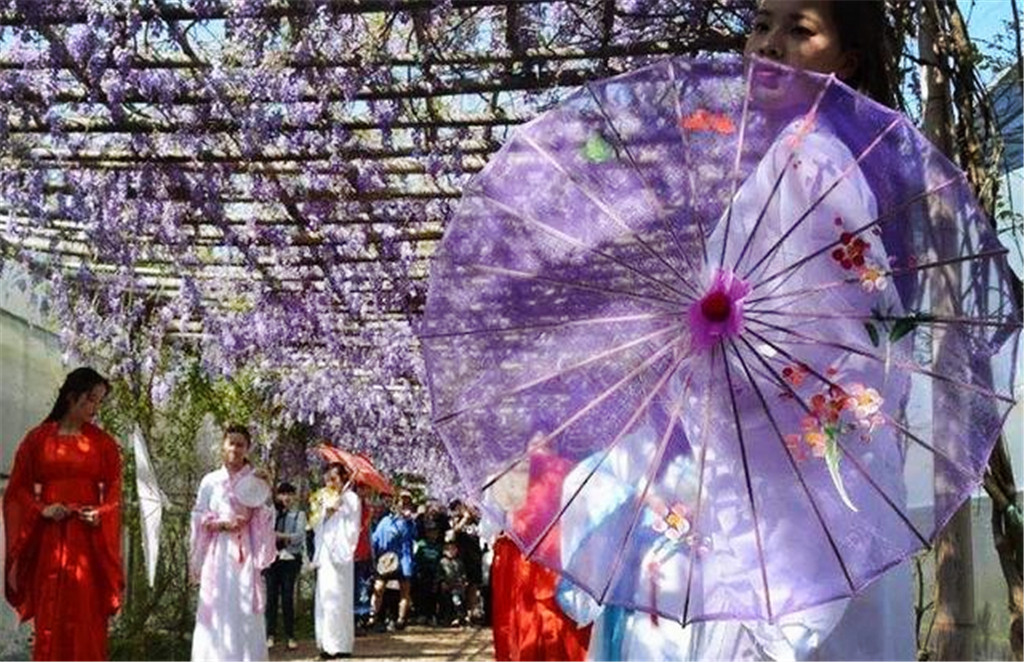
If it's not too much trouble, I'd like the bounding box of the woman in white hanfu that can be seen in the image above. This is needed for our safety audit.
[551,55,914,662]
[190,425,276,662]
[310,462,362,659]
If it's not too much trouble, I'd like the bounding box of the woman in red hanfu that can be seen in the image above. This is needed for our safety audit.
[490,451,592,662]
[4,367,124,661]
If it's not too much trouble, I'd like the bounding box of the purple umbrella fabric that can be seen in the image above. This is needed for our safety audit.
[420,54,1021,624]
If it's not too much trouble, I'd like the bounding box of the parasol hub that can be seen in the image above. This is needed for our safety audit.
[700,291,733,322]
[688,269,751,351]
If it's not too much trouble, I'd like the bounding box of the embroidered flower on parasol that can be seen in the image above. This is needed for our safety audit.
[311,443,395,495]
[420,55,1021,623]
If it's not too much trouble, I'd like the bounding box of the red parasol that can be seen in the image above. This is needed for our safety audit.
[312,443,395,495]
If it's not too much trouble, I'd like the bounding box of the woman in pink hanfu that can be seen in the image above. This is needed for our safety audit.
[190,425,276,662]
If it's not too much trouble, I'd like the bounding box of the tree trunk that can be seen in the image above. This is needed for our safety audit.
[919,2,975,660]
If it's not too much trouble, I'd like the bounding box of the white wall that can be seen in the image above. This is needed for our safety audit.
[0,264,65,660]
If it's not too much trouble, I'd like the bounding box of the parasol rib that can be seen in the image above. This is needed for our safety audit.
[598,397,687,605]
[744,317,1018,405]
[479,332,684,492]
[419,311,673,340]
[739,329,931,548]
[465,263,687,308]
[745,247,1011,307]
[732,337,857,593]
[475,193,695,302]
[682,348,717,625]
[730,75,835,273]
[519,132,694,287]
[668,60,709,265]
[523,350,692,560]
[584,65,704,285]
[750,174,964,293]
[742,326,998,478]
[741,115,902,282]
[720,346,775,622]
[717,57,759,270]
[436,323,681,426]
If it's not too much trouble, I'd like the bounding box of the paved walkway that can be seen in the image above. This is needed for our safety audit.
[268,625,493,661]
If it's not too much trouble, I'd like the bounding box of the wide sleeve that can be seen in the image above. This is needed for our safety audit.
[323,490,361,566]
[249,504,276,571]
[401,518,416,567]
[713,121,900,317]
[189,475,214,582]
[370,516,385,557]
[93,429,125,616]
[706,122,905,657]
[556,445,639,627]
[3,427,46,620]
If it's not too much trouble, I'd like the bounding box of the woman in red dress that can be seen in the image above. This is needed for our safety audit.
[4,367,124,661]
[491,452,591,661]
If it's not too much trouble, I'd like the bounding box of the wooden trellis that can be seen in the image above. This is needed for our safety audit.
[1,0,750,334]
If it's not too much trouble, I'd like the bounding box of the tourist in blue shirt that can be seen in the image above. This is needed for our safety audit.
[368,490,417,630]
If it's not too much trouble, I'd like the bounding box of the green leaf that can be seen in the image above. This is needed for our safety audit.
[864,321,880,347]
[889,317,918,342]
[825,430,859,512]
[582,133,616,163]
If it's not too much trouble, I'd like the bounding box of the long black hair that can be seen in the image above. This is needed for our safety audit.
[830,0,899,109]
[323,462,350,482]
[45,367,111,422]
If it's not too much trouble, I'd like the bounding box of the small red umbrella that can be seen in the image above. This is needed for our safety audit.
[312,443,395,495]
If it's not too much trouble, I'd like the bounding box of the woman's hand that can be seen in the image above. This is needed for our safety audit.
[42,503,70,521]
[219,519,241,532]
[205,518,240,533]
[79,507,100,527]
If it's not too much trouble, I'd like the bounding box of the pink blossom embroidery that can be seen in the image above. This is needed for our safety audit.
[831,224,890,294]
[847,382,883,420]
[782,363,809,387]
[859,262,888,292]
[785,380,887,511]
[651,500,691,540]
[785,112,817,149]
[830,232,870,271]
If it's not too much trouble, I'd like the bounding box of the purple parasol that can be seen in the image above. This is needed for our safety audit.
[420,54,1022,624]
